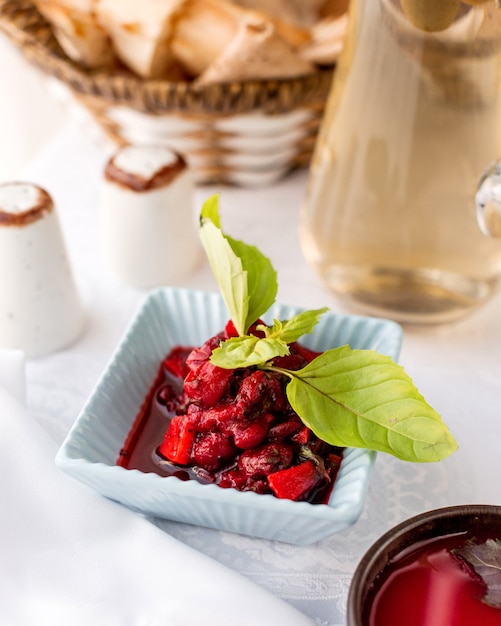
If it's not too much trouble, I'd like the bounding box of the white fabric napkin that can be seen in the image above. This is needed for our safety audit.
[0,348,25,404]
[0,350,314,626]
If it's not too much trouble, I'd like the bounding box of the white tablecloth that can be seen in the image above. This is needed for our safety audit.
[1,46,501,626]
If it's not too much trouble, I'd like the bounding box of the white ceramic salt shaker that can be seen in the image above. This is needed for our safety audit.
[100,145,201,288]
[0,183,85,358]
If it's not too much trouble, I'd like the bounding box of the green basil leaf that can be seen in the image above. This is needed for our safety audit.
[265,308,329,343]
[226,235,277,333]
[211,335,290,369]
[200,193,221,228]
[199,217,248,336]
[283,345,458,463]
[199,195,277,335]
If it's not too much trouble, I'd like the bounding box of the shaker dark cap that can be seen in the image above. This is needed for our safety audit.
[0,182,53,227]
[104,146,187,192]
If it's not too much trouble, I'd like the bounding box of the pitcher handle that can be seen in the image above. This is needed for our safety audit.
[476,159,501,239]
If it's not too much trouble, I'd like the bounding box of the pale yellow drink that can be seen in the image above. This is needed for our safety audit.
[301,0,501,323]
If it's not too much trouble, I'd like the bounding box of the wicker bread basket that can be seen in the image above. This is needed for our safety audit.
[0,0,336,186]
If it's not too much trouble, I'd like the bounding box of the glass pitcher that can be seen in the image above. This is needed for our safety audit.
[300,0,501,323]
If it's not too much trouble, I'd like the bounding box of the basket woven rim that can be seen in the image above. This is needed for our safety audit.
[0,0,335,114]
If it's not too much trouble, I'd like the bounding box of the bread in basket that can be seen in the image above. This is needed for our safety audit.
[0,0,347,186]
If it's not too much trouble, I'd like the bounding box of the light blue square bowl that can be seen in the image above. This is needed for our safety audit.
[56,287,403,545]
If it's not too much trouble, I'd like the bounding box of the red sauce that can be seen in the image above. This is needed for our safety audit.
[368,533,501,626]
[117,368,205,482]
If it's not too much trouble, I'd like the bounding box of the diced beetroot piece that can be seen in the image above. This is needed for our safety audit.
[185,336,221,372]
[224,320,239,338]
[185,402,204,423]
[162,346,194,379]
[236,370,288,415]
[268,461,322,501]
[216,467,248,490]
[235,370,266,409]
[158,414,196,465]
[156,383,177,408]
[271,354,308,371]
[184,361,234,407]
[261,373,287,410]
[267,418,303,441]
[238,443,294,479]
[326,453,343,484]
[289,341,322,363]
[291,426,311,445]
[192,431,237,471]
[327,453,343,467]
[272,343,322,371]
[306,438,325,456]
[217,468,271,495]
[197,404,238,432]
[246,319,266,338]
[231,412,273,449]
[244,478,270,494]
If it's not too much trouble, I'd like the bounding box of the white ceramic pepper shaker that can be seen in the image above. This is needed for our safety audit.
[100,145,201,289]
[0,182,85,358]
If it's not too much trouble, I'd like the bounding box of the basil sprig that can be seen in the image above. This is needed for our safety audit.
[199,195,458,463]
[200,194,277,336]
